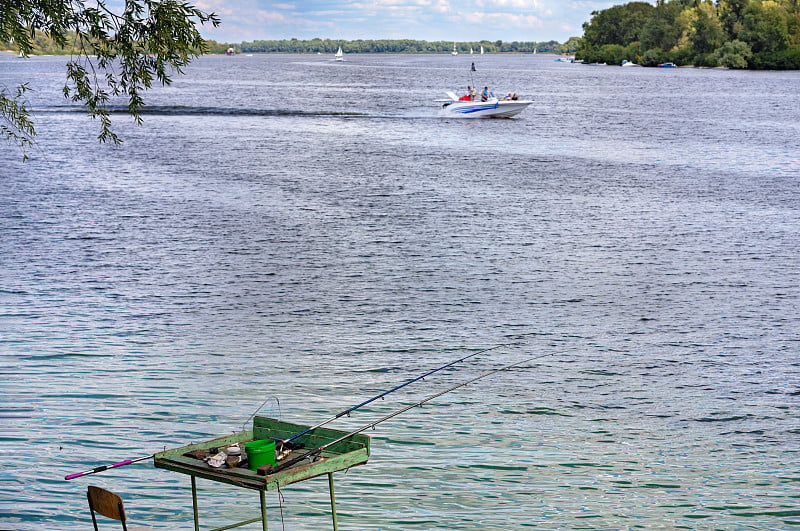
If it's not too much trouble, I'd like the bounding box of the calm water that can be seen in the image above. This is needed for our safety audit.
[1,53,799,530]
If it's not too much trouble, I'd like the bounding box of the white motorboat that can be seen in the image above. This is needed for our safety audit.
[438,91,532,118]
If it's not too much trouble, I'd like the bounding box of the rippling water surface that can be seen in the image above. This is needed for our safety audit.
[1,53,799,530]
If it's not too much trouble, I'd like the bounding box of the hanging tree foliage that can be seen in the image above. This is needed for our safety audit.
[0,0,219,159]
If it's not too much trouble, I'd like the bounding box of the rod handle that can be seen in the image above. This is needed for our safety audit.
[64,459,134,480]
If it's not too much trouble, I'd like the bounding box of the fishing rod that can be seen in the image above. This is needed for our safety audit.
[65,455,153,481]
[278,341,523,446]
[63,335,544,480]
[63,344,507,481]
[267,350,560,475]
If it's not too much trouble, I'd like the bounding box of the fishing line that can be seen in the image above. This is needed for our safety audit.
[277,485,286,531]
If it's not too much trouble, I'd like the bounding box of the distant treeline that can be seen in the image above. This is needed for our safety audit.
[579,0,800,69]
[3,34,581,57]
[1,32,234,55]
[235,38,580,55]
[1,32,83,55]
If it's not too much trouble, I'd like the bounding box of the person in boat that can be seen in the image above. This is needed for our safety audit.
[481,87,490,102]
[503,93,512,101]
[459,86,472,101]
[470,87,476,100]
[511,93,518,100]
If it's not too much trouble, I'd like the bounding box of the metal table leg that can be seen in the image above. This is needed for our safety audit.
[261,489,268,531]
[328,472,338,531]
[191,476,200,531]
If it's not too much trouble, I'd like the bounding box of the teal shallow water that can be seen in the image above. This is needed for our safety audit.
[1,53,799,529]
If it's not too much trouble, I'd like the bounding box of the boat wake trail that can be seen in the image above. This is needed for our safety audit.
[36,105,368,117]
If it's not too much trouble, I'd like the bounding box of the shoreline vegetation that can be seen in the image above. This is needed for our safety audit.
[230,38,578,55]
[1,35,577,57]
[577,0,800,69]
[4,0,799,71]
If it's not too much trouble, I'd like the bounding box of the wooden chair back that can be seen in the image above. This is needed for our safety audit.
[87,485,128,530]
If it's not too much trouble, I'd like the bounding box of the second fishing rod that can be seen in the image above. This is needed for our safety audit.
[277,338,535,447]
[64,336,536,480]
[266,349,562,475]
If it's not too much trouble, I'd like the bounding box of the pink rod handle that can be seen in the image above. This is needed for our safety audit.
[64,458,137,480]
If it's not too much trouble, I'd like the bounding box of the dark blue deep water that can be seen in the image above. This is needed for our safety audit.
[1,52,799,530]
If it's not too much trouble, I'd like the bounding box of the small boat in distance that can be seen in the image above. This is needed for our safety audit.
[658,62,677,68]
[335,46,344,61]
[621,60,641,67]
[452,43,458,56]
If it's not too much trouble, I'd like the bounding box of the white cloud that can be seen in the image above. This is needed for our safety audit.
[193,0,236,16]
[254,10,288,23]
[462,10,542,28]
[478,0,541,9]
[431,1,452,14]
[566,1,627,9]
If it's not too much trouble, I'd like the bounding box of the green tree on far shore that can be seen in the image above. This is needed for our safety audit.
[577,0,800,68]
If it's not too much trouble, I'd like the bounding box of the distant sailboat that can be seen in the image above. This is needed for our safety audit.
[480,45,484,55]
[335,46,344,61]
[452,43,458,56]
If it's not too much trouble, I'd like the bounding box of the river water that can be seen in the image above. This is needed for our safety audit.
[1,52,798,530]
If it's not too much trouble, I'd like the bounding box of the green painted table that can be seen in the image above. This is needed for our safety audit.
[154,416,370,531]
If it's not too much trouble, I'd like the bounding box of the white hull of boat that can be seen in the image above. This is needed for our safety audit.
[439,99,532,118]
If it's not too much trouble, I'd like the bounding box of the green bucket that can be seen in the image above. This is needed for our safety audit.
[245,439,277,471]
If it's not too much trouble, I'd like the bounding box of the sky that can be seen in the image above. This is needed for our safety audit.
[192,0,628,44]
